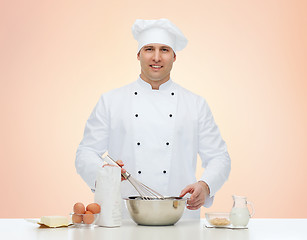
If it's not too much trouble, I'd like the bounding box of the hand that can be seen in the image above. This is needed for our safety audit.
[116,160,127,181]
[102,159,127,181]
[179,181,210,210]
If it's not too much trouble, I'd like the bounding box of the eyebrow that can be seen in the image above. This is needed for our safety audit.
[144,45,171,49]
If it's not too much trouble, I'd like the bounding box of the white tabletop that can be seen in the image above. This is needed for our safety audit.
[1,218,306,240]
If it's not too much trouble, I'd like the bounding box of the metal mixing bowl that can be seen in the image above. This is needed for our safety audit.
[125,196,187,226]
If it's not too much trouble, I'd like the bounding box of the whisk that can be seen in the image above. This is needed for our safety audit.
[104,155,165,200]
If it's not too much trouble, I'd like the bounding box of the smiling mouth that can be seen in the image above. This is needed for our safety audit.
[150,65,162,69]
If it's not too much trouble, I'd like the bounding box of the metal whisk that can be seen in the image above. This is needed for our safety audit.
[105,155,165,200]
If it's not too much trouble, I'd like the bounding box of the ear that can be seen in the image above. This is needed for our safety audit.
[173,52,177,62]
[137,51,140,60]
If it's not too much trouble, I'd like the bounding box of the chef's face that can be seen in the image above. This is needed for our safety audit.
[137,43,176,87]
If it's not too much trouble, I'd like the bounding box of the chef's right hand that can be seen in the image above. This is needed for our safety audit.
[116,160,127,182]
[103,160,127,181]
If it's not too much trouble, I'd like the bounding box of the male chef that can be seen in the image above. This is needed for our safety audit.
[75,18,231,219]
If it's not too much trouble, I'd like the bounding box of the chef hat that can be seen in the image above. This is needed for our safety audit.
[132,18,188,53]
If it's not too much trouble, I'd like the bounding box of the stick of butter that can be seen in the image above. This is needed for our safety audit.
[39,216,69,228]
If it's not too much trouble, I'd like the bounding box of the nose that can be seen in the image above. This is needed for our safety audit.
[153,50,161,62]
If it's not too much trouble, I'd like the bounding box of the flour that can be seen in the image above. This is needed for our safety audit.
[94,164,122,227]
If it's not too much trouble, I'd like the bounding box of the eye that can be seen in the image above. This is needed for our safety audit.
[162,48,169,52]
[145,48,153,51]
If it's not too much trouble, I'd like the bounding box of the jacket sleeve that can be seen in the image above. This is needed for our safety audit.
[198,98,231,202]
[75,95,109,191]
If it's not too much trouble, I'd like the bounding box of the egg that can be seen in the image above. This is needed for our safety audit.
[72,214,82,223]
[73,202,85,214]
[86,203,101,214]
[83,211,95,224]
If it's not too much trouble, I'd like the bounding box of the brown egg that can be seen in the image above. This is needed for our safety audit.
[83,211,95,224]
[86,203,101,214]
[72,214,82,223]
[73,202,85,214]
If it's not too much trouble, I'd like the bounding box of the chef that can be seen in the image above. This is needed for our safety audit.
[75,18,231,219]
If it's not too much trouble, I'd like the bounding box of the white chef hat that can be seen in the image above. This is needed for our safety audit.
[132,18,188,53]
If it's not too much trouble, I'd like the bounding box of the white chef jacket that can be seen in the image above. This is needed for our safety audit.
[76,77,231,219]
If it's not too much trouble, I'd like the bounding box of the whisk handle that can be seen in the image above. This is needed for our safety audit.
[121,171,130,179]
[106,155,130,179]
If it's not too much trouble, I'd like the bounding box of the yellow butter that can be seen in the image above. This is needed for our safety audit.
[40,216,69,228]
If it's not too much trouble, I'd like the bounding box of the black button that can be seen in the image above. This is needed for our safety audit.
[135,114,138,117]
[137,142,140,146]
[166,142,169,145]
[134,92,138,95]
[171,92,174,96]
[163,170,166,174]
[138,171,141,174]
[169,114,172,117]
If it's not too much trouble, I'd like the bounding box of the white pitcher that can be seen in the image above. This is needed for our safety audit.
[230,195,255,227]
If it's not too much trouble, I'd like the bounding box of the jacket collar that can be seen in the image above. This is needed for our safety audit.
[137,76,173,91]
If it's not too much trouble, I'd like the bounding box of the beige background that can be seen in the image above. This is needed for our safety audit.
[1,0,306,218]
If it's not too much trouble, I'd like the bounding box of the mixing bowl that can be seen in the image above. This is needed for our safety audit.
[125,196,187,226]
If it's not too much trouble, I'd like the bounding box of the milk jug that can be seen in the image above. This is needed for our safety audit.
[230,195,254,227]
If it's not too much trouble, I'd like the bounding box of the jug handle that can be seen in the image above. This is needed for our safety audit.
[247,201,255,217]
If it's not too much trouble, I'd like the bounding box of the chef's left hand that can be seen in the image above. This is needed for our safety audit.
[179,181,210,210]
